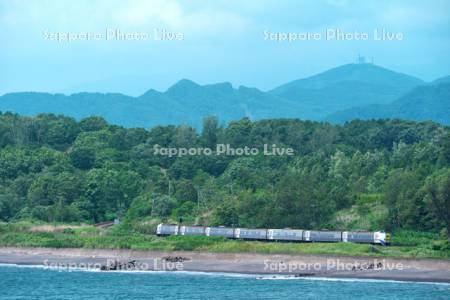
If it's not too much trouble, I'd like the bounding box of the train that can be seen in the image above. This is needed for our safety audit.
[156,224,391,245]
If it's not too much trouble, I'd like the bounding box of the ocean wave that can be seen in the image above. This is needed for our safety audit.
[1,264,448,286]
[0,263,256,277]
[0,263,47,269]
[257,275,450,286]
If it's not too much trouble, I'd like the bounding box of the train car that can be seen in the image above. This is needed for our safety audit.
[235,228,267,240]
[305,230,342,242]
[343,231,374,243]
[205,226,235,238]
[156,224,179,236]
[156,224,390,245]
[374,231,390,245]
[179,225,205,236]
[342,231,390,245]
[268,229,303,241]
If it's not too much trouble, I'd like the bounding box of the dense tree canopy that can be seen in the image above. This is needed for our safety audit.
[0,112,448,237]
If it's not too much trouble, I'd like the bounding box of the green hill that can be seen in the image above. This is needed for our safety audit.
[270,63,423,119]
[327,83,450,124]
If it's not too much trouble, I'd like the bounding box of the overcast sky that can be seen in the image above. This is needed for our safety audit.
[1,0,450,96]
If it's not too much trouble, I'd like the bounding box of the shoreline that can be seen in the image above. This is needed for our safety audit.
[0,247,449,283]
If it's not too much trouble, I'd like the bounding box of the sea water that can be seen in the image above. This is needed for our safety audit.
[0,265,449,299]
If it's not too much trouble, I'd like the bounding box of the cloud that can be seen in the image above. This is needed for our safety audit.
[112,0,184,28]
[0,0,249,37]
[1,0,449,94]
[379,2,450,32]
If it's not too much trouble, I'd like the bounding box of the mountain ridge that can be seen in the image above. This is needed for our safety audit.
[268,63,424,119]
[326,83,450,125]
[271,63,423,92]
[1,63,448,128]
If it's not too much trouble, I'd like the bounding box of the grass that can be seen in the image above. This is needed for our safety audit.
[0,221,448,259]
[332,197,388,231]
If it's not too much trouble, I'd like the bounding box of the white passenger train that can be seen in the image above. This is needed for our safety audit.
[156,224,391,245]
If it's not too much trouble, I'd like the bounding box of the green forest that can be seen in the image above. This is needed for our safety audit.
[0,111,449,243]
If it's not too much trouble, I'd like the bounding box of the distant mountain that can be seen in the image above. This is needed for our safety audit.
[270,63,423,119]
[430,75,450,85]
[1,63,447,128]
[326,83,450,125]
[0,81,298,129]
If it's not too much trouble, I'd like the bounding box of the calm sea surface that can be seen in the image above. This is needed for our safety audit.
[0,265,449,299]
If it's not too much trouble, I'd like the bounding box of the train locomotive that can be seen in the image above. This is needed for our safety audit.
[156,224,391,245]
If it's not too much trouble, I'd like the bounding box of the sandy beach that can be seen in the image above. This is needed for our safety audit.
[0,247,449,283]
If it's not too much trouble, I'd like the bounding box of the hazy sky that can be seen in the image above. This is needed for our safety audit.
[1,0,450,96]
